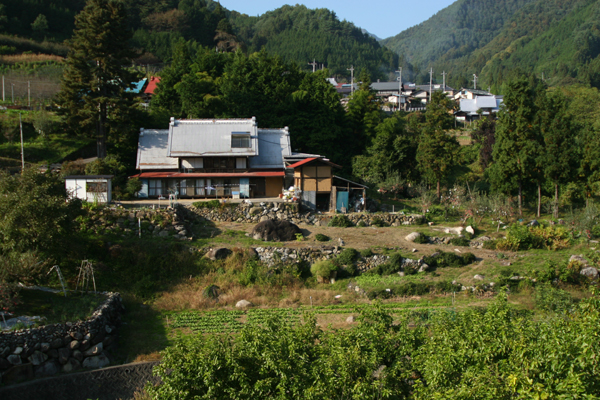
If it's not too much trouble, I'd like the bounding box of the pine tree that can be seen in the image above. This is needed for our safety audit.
[57,0,138,159]
[416,91,459,199]
[489,77,544,216]
[540,91,576,218]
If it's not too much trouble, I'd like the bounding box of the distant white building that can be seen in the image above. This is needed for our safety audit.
[65,175,113,203]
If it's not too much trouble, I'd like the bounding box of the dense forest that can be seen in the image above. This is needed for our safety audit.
[381,0,536,87]
[0,0,396,80]
[382,0,600,91]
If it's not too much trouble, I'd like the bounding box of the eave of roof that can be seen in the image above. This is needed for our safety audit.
[132,171,285,179]
[287,157,341,169]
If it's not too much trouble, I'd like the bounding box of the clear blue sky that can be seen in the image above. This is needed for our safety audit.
[219,0,457,39]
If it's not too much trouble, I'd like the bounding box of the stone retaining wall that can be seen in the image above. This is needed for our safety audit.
[0,292,124,384]
[185,202,424,226]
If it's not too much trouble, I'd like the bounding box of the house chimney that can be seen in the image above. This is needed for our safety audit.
[284,126,289,135]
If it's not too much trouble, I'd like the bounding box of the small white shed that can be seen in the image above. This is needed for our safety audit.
[65,175,113,203]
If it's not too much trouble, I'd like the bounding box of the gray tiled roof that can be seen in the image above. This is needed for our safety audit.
[136,129,178,170]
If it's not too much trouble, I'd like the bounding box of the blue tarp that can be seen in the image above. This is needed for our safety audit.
[126,78,147,94]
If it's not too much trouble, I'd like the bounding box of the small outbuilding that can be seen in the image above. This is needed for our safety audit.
[65,175,113,203]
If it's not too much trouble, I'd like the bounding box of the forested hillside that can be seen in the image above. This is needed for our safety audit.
[382,0,600,90]
[0,1,396,79]
[381,0,535,87]
[228,5,397,79]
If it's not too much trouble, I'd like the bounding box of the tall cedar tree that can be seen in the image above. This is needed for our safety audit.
[539,91,576,218]
[346,70,382,157]
[57,0,138,159]
[490,77,544,216]
[416,90,458,199]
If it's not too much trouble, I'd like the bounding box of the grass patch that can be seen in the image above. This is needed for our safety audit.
[13,290,105,324]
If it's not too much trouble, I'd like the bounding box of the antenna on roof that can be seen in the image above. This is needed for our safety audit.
[347,65,354,94]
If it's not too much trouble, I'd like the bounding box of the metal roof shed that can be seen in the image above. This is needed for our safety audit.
[65,175,113,203]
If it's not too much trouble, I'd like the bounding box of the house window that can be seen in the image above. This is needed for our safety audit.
[149,180,164,196]
[231,133,251,148]
[236,158,246,169]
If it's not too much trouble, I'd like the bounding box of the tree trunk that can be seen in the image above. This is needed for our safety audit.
[554,183,559,219]
[97,102,107,159]
[518,181,523,217]
[537,183,541,218]
[437,180,440,200]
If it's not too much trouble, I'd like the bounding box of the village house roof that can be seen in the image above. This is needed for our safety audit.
[136,129,178,170]
[144,76,161,95]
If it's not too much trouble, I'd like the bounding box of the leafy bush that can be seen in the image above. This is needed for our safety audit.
[413,234,429,244]
[328,215,354,227]
[310,260,337,278]
[315,233,330,242]
[337,248,360,266]
[423,251,476,269]
[371,217,386,227]
[360,248,373,257]
[448,237,470,246]
[356,220,366,227]
[482,240,498,250]
[496,224,570,251]
[194,200,221,209]
[535,283,573,313]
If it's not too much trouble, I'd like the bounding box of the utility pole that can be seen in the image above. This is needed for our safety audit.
[473,74,478,90]
[19,113,25,172]
[347,65,355,94]
[308,59,317,73]
[28,81,30,108]
[429,67,433,103]
[396,67,402,110]
[441,71,447,92]
[2,76,4,102]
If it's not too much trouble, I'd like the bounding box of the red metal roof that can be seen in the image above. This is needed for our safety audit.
[287,157,341,169]
[132,171,284,179]
[144,76,161,95]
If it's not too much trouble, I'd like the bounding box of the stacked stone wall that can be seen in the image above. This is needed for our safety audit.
[0,293,123,384]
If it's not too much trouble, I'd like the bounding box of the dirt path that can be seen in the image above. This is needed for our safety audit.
[215,221,503,261]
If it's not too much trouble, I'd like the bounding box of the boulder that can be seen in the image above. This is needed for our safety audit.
[235,300,253,309]
[580,267,599,280]
[83,343,103,357]
[474,274,485,280]
[82,354,109,369]
[205,247,232,260]
[418,263,430,273]
[528,219,540,227]
[445,227,464,235]
[58,348,71,365]
[28,351,48,366]
[249,207,263,215]
[35,360,59,377]
[7,354,22,365]
[251,219,302,242]
[569,255,589,266]
[346,315,356,323]
[465,226,475,235]
[405,232,422,242]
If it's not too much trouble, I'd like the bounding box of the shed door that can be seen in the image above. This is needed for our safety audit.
[336,191,349,212]
[302,190,316,210]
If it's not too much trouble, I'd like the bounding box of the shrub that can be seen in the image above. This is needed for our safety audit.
[371,217,386,227]
[202,284,220,299]
[448,237,470,247]
[194,200,221,209]
[310,260,337,278]
[328,215,354,227]
[315,233,330,242]
[482,240,498,250]
[356,220,366,227]
[423,251,476,269]
[413,234,429,244]
[360,248,373,257]
[337,248,360,266]
[535,283,573,313]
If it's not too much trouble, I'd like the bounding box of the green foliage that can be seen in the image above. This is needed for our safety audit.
[314,233,330,242]
[370,217,387,227]
[56,0,140,158]
[534,283,573,313]
[356,220,366,227]
[327,214,354,227]
[497,224,570,251]
[336,248,359,266]
[482,239,498,250]
[310,260,337,279]
[360,248,373,257]
[193,200,221,209]
[413,233,429,244]
[0,168,82,264]
[448,236,470,246]
[423,251,476,269]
